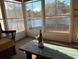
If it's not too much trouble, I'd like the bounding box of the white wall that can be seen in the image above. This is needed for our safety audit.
[15,31,26,41]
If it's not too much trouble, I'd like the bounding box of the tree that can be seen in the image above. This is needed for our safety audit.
[45,0,70,16]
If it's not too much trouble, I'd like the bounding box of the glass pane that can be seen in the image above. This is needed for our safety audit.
[45,0,55,16]
[26,1,41,27]
[26,0,41,3]
[17,19,25,32]
[0,20,5,30]
[0,6,5,30]
[45,0,71,32]
[5,2,23,18]
[26,0,42,35]
[7,19,17,30]
[27,18,42,29]
[27,19,43,35]
[5,2,17,18]
[0,6,2,19]
[56,0,70,15]
[14,3,23,18]
[7,19,25,32]
[26,1,42,17]
[32,1,41,17]
[26,3,33,17]
[45,17,70,32]
[45,0,70,16]
[5,2,25,33]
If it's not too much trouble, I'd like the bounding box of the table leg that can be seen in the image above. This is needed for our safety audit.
[36,55,40,59]
[25,52,32,59]
[36,55,50,59]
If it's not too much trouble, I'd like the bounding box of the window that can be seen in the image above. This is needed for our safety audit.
[5,1,25,32]
[45,0,71,33]
[26,0,43,34]
[0,6,5,30]
[0,6,3,19]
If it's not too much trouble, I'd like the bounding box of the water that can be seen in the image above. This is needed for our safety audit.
[28,16,70,28]
[46,17,70,25]
[28,20,43,27]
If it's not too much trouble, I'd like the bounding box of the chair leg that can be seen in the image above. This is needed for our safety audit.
[12,46,16,55]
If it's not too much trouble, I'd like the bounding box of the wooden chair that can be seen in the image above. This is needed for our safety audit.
[0,23,16,59]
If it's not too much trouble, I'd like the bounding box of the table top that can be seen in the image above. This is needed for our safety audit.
[19,40,78,59]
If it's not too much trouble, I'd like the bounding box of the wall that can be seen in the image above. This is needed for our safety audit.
[15,31,26,41]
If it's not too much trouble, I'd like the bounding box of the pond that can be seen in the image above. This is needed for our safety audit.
[28,16,70,28]
[28,20,43,28]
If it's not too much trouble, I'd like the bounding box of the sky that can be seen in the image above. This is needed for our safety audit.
[5,0,70,11]
[26,0,70,11]
[26,1,41,11]
[45,0,70,5]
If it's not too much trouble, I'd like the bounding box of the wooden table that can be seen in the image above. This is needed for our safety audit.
[19,40,77,59]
